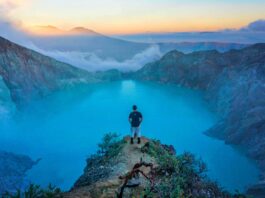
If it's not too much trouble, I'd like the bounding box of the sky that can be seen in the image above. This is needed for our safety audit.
[1,0,265,34]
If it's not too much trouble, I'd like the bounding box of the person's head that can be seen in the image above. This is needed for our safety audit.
[132,105,137,111]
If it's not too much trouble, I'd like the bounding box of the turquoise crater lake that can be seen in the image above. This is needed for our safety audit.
[0,80,259,192]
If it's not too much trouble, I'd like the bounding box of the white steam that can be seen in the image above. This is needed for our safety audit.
[31,45,162,72]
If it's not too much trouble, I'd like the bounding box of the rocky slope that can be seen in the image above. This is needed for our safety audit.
[0,36,121,108]
[133,44,265,195]
[0,76,15,116]
[66,134,244,198]
[0,151,37,195]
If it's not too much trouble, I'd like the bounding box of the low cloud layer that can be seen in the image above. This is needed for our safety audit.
[0,19,162,72]
[119,19,265,44]
[241,19,265,32]
[0,0,17,15]
[0,0,31,46]
[0,10,162,72]
[32,45,162,72]
[0,20,29,46]
[0,18,264,72]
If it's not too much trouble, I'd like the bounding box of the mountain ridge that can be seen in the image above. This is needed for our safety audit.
[23,25,248,63]
[0,36,121,107]
[134,43,265,196]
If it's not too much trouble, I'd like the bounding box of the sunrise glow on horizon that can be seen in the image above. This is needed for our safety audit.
[1,0,265,35]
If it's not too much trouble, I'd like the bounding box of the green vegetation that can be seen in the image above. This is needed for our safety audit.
[2,184,62,198]
[141,140,250,198]
[97,132,126,159]
[2,134,253,198]
[74,132,126,187]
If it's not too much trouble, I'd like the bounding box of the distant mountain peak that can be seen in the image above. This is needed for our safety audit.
[29,25,100,36]
[40,25,58,30]
[69,27,98,35]
[29,25,64,35]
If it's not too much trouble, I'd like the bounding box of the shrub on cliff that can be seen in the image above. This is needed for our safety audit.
[3,184,62,198]
[141,140,250,198]
[97,132,126,159]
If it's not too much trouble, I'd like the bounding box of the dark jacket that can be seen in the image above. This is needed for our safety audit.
[129,111,143,127]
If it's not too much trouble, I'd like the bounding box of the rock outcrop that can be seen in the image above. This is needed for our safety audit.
[0,151,37,195]
[134,44,265,196]
[66,136,155,198]
[66,135,244,198]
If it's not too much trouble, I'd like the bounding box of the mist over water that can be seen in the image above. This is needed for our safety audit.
[33,45,162,72]
[0,80,259,192]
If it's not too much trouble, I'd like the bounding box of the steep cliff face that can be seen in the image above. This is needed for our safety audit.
[0,76,15,116]
[0,37,121,107]
[134,44,265,189]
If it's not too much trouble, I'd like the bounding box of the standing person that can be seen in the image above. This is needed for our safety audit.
[129,105,143,144]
